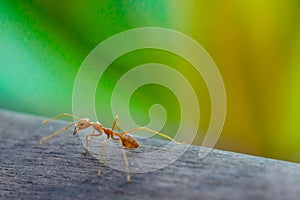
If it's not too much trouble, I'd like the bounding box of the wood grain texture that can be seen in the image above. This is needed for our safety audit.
[1,109,300,200]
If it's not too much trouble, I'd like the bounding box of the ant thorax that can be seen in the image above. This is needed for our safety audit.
[91,121,104,134]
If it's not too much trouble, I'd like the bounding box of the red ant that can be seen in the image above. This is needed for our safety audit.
[39,113,182,182]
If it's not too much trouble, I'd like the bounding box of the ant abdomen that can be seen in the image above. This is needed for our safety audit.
[120,134,139,149]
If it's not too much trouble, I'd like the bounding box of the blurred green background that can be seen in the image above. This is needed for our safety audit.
[1,1,300,163]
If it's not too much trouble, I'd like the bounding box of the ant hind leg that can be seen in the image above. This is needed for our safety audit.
[124,127,183,144]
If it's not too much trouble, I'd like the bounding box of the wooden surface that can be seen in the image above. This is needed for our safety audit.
[1,109,300,200]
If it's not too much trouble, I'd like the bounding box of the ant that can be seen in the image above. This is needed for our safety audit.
[39,113,182,182]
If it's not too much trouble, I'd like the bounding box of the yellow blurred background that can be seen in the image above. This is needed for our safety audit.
[167,1,300,161]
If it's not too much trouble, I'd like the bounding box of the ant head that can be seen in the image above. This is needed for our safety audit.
[77,118,91,129]
[73,118,90,135]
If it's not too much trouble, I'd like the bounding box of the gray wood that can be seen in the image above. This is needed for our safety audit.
[1,109,300,200]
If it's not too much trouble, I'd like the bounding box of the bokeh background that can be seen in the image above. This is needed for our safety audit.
[1,1,300,163]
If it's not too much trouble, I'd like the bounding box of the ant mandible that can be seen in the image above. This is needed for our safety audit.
[39,113,182,182]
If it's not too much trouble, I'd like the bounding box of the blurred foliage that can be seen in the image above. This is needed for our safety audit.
[1,0,300,162]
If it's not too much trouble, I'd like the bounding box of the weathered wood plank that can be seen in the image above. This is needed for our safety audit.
[1,109,300,200]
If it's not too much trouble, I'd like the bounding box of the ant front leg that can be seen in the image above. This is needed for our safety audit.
[82,128,102,156]
[40,122,76,144]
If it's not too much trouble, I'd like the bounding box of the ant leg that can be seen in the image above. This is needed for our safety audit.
[98,138,108,177]
[82,128,102,156]
[111,115,122,132]
[111,115,121,140]
[111,115,119,130]
[118,139,131,182]
[124,127,183,144]
[40,122,76,144]
[41,113,80,124]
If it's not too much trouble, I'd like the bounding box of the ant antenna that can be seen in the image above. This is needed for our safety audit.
[41,113,80,124]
